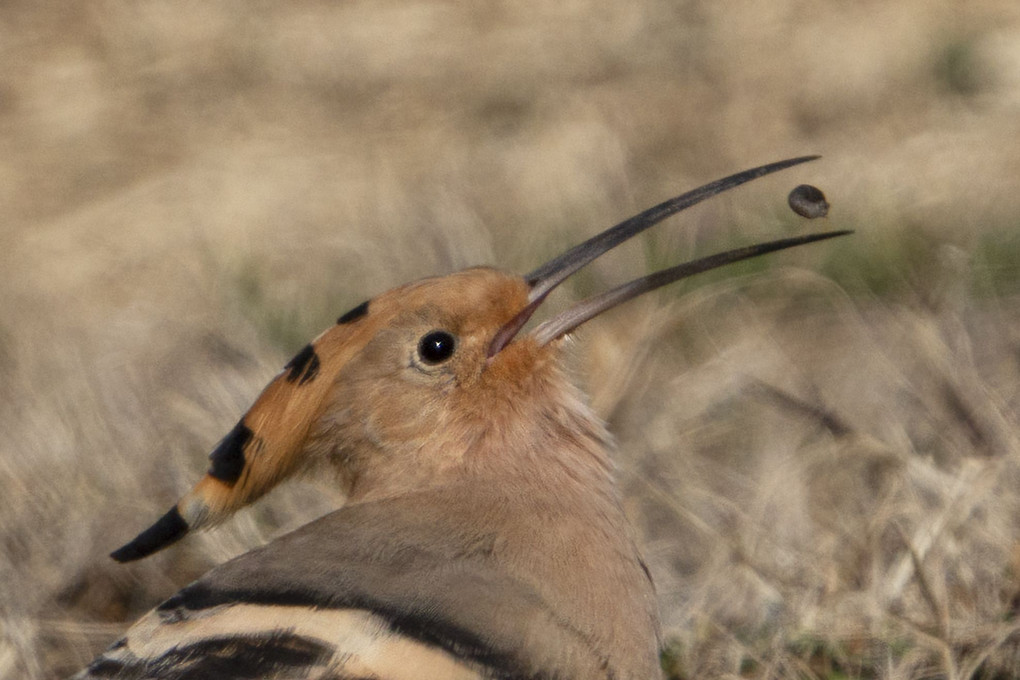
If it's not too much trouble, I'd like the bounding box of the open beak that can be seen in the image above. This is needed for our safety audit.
[488,156,850,356]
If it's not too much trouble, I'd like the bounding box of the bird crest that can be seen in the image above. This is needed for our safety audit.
[110,156,849,563]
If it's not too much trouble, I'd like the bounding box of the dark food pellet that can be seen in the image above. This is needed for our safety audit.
[788,184,829,219]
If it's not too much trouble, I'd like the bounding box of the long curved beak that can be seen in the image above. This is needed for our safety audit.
[488,156,850,355]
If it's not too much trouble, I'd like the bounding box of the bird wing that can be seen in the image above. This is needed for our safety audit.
[75,489,613,680]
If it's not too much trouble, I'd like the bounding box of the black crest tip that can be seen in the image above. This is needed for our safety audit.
[110,506,190,563]
[337,300,369,325]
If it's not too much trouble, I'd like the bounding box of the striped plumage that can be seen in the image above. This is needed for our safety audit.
[74,158,848,680]
[84,468,658,678]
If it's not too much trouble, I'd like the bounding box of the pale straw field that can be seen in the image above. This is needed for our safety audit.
[2,2,1020,678]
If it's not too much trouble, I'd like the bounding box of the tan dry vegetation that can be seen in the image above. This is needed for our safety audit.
[2,1,1020,678]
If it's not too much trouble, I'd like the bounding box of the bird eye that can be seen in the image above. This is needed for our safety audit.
[417,330,456,365]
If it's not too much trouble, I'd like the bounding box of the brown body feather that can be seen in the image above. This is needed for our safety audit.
[93,269,661,679]
[85,159,848,679]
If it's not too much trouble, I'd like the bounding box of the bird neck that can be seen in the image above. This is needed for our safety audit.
[343,351,619,509]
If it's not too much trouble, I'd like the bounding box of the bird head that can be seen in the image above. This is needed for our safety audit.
[111,156,849,562]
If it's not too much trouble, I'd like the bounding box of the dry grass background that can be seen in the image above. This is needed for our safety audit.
[3,1,1020,678]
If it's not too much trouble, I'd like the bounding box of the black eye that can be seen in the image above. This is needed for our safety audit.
[417,330,456,365]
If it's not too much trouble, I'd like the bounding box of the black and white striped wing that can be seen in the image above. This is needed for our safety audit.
[74,604,490,679]
[75,490,601,680]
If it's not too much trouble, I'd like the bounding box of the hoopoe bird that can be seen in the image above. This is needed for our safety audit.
[75,157,848,680]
